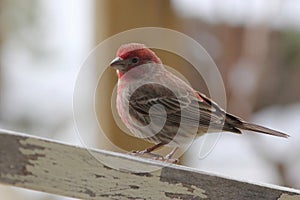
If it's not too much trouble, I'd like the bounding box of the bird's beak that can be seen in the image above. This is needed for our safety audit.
[110,57,125,69]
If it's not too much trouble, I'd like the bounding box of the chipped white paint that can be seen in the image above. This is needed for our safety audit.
[19,137,207,199]
[1,135,207,199]
[279,194,300,200]
[1,130,300,200]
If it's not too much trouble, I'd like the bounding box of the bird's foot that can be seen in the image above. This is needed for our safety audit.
[157,156,179,164]
[129,150,164,159]
[164,147,179,163]
[129,150,179,164]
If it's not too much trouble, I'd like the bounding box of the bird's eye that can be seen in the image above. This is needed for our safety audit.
[131,57,139,64]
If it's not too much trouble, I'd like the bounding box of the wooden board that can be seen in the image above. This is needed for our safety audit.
[0,129,299,199]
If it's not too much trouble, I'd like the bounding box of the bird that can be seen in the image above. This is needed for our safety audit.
[110,43,289,162]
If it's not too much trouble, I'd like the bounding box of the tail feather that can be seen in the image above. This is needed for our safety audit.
[237,122,289,138]
[224,112,289,138]
[197,91,289,138]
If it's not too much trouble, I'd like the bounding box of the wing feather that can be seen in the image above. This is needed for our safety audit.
[129,83,238,133]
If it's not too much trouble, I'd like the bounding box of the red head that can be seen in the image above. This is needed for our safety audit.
[110,43,161,78]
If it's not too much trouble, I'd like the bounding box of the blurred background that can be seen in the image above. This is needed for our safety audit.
[1,0,300,199]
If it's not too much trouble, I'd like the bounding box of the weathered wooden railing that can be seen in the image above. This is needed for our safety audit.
[0,129,299,199]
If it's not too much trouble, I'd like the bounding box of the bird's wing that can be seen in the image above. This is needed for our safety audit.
[196,92,242,133]
[128,83,240,133]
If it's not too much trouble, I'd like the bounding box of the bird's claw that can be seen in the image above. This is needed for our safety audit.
[129,150,163,159]
[128,150,179,163]
[154,156,179,164]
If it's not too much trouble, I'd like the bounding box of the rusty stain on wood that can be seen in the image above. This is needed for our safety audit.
[0,129,300,200]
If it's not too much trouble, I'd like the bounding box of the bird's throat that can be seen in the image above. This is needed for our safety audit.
[116,70,124,79]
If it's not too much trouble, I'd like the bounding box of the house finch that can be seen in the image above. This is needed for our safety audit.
[110,43,289,162]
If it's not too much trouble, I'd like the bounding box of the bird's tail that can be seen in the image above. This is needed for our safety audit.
[198,91,289,138]
[236,121,289,138]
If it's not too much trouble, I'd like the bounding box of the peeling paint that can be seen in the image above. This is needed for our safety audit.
[1,132,300,200]
[83,188,96,198]
[1,136,208,199]
[279,193,300,200]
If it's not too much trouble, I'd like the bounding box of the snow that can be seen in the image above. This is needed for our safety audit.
[0,0,92,144]
[172,0,300,30]
[0,0,92,199]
